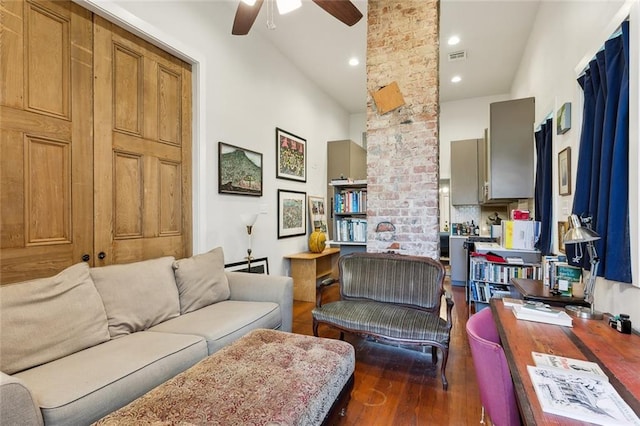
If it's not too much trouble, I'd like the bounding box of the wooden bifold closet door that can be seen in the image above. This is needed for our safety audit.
[0,0,192,284]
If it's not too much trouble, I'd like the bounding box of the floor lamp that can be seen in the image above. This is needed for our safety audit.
[241,213,258,271]
[563,214,603,320]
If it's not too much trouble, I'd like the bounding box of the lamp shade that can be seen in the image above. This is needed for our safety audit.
[240,213,258,227]
[563,214,600,243]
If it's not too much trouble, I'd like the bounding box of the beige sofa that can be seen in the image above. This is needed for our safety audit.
[0,247,293,426]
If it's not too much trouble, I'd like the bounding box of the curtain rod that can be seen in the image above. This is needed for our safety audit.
[535,111,554,132]
[578,19,628,78]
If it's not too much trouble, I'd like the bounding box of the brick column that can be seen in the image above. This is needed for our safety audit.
[366,1,440,257]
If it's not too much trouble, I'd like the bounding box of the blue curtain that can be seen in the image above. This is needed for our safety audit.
[534,118,553,255]
[569,21,631,283]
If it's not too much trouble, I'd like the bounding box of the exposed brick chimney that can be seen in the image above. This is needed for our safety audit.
[366,1,440,257]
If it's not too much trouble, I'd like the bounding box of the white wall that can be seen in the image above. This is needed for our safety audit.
[439,94,509,179]
[83,0,352,275]
[511,0,640,319]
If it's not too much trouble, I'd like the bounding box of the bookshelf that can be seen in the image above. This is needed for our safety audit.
[469,256,542,310]
[331,182,367,246]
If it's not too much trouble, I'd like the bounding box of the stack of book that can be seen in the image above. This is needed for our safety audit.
[512,301,573,327]
[528,352,640,425]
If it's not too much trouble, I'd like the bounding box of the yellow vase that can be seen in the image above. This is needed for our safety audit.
[308,228,326,253]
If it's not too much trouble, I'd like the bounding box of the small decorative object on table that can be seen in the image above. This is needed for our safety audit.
[308,228,326,253]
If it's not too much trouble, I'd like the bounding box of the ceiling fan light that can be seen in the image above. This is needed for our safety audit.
[276,0,301,15]
[241,0,257,6]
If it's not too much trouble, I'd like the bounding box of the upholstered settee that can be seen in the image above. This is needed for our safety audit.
[0,247,293,426]
[312,252,453,389]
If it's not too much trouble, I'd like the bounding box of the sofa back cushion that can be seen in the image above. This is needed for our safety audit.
[91,257,180,338]
[339,252,446,311]
[173,247,230,314]
[0,263,110,374]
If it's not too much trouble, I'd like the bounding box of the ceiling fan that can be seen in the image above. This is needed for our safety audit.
[232,0,363,35]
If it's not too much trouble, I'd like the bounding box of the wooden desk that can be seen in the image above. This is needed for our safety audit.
[491,299,640,425]
[284,248,340,302]
[511,278,589,307]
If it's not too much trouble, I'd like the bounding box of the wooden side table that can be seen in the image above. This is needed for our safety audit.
[284,248,340,302]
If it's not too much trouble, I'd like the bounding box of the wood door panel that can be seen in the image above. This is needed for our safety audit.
[0,0,93,284]
[113,151,143,238]
[112,132,182,161]
[158,160,181,235]
[157,65,181,145]
[24,136,70,244]
[113,235,184,264]
[113,43,143,135]
[25,1,69,118]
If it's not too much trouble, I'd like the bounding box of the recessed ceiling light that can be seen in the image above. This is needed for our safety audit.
[348,57,359,66]
[451,75,462,83]
[448,35,460,46]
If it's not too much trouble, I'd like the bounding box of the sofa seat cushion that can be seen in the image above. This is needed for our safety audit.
[0,262,110,375]
[149,300,281,354]
[313,300,451,345]
[172,247,230,314]
[14,331,207,426]
[91,257,181,337]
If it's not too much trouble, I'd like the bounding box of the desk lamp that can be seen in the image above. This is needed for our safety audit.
[241,213,258,271]
[562,214,603,320]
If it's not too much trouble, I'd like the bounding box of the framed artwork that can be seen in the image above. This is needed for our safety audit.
[308,195,328,238]
[557,102,572,135]
[276,127,306,182]
[218,142,263,196]
[557,221,569,253]
[558,147,571,196]
[224,257,269,274]
[277,189,306,239]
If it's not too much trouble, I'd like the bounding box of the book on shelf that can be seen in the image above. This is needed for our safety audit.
[555,262,582,297]
[531,352,607,379]
[512,304,573,327]
[527,365,640,425]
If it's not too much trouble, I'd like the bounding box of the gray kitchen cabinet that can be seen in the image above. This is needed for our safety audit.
[450,138,482,205]
[449,235,468,286]
[485,97,535,201]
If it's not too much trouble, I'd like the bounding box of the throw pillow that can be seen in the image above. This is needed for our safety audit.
[173,247,230,314]
[0,263,110,374]
[91,257,180,338]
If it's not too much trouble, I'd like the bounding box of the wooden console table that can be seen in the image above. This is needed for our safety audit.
[511,278,589,307]
[490,298,640,425]
[284,248,340,302]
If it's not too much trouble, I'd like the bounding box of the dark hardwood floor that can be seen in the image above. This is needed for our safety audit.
[292,274,483,425]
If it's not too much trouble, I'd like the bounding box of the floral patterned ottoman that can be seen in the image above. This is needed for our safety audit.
[95,329,355,425]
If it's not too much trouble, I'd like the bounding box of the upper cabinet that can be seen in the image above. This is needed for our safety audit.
[451,138,482,205]
[482,97,535,201]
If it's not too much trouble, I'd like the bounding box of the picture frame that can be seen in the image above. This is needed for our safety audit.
[556,102,572,135]
[218,142,263,196]
[557,221,569,253]
[558,147,571,196]
[308,195,328,238]
[224,257,269,274]
[277,189,306,239]
[276,127,306,182]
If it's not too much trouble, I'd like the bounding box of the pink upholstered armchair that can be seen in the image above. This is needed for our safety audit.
[466,308,521,426]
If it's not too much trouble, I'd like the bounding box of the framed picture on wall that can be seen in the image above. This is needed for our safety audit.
[276,127,306,182]
[218,142,263,196]
[558,147,571,196]
[277,189,306,239]
[557,220,569,253]
[224,257,269,274]
[308,195,328,238]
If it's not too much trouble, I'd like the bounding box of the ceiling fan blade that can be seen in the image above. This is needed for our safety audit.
[312,0,363,27]
[232,0,265,35]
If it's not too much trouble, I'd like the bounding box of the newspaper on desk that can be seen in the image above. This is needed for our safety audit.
[527,365,640,425]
